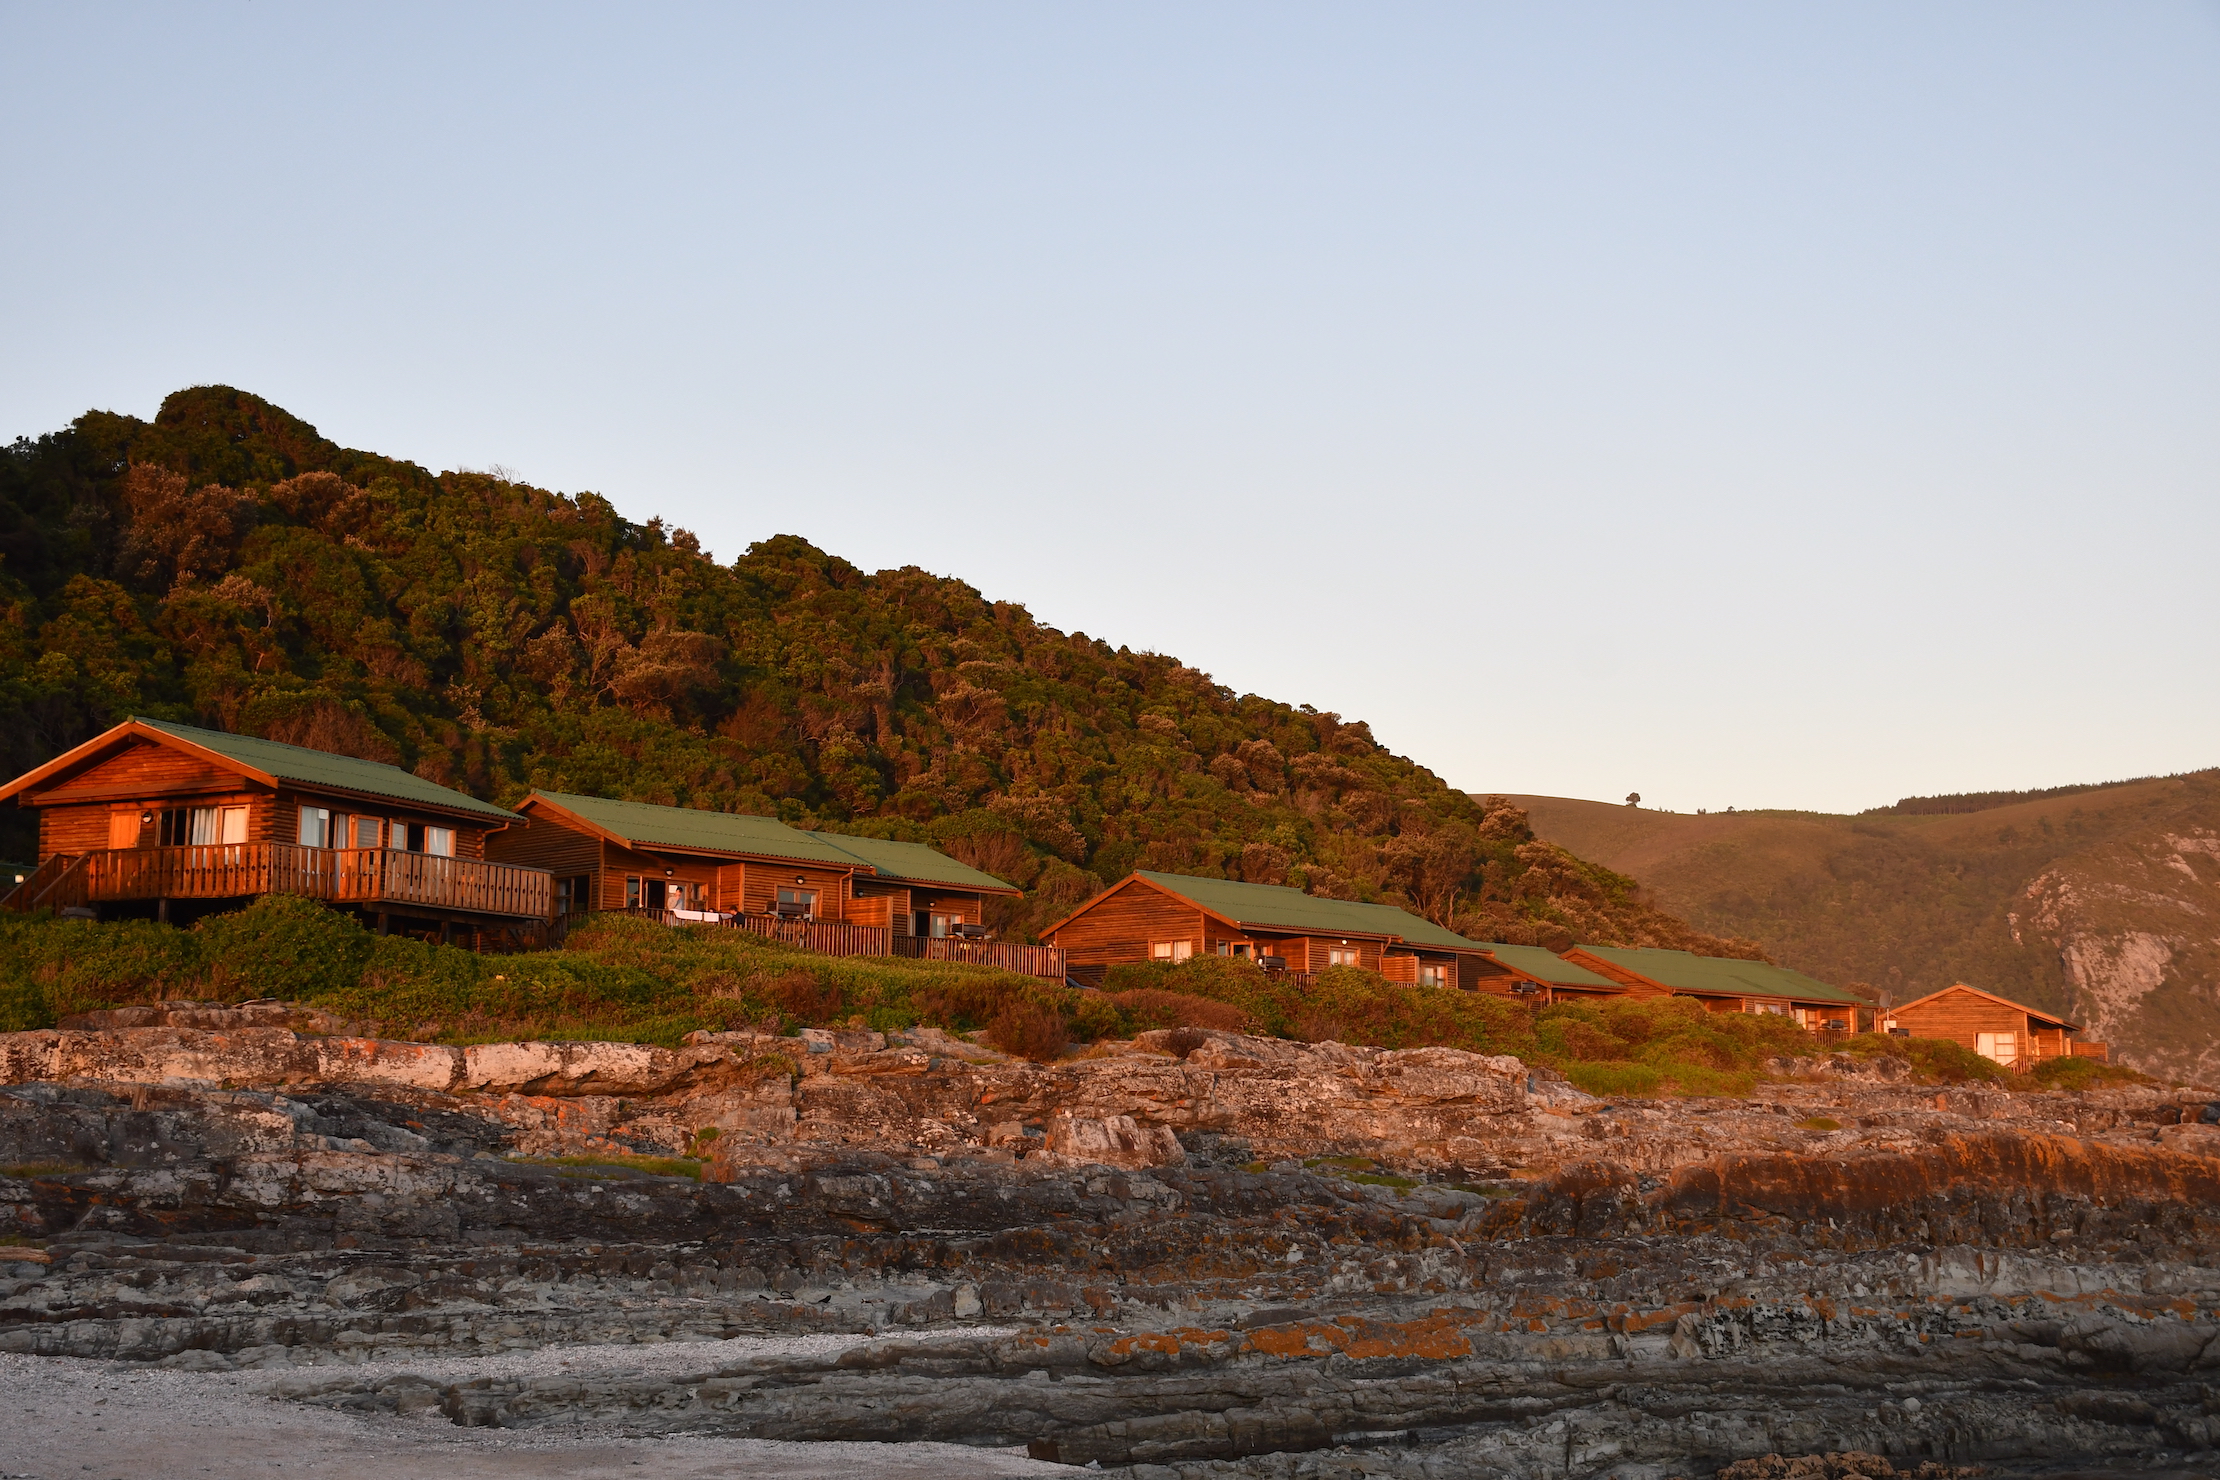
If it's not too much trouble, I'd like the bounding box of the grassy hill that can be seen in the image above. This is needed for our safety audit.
[1,385,1744,956]
[1507,775,2220,1080]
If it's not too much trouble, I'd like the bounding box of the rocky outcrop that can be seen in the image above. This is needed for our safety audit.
[7,1015,2220,1475]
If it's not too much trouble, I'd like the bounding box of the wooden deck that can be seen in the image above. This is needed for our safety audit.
[2,844,553,921]
[889,935,1067,979]
[620,907,1068,979]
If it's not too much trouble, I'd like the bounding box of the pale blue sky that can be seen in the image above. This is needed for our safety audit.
[5,3,2215,813]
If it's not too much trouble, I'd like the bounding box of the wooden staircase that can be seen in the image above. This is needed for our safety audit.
[0,853,89,913]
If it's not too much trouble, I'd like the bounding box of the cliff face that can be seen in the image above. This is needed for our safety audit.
[1510,774,2220,1079]
[7,1008,2220,1475]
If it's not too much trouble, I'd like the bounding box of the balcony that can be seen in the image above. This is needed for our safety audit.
[617,906,1069,980]
[5,844,553,921]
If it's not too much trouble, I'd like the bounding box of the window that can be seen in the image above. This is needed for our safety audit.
[351,816,383,849]
[1975,1032,2018,1066]
[1328,947,1360,968]
[626,876,642,909]
[778,887,818,918]
[298,806,333,847]
[1747,1000,1791,1016]
[425,827,455,858]
[557,875,593,915]
[1151,941,1193,962]
[1418,963,1448,988]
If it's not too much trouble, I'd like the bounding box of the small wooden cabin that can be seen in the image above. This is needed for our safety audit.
[1888,984,2095,1069]
[1044,871,1494,987]
[1560,945,1869,1030]
[486,790,1019,931]
[0,716,550,941]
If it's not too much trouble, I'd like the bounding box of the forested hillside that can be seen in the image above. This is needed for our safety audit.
[1,386,1753,953]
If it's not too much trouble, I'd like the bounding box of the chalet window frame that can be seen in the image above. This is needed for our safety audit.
[1328,947,1360,968]
[1151,940,1193,963]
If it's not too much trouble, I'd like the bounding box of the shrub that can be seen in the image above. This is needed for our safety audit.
[1108,988,1255,1034]
[986,1000,1069,1061]
[769,968,843,1028]
[199,894,375,1001]
[2029,1055,2153,1090]
[1901,1036,2011,1085]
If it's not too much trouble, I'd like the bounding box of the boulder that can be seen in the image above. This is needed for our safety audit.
[1046,1111,1185,1169]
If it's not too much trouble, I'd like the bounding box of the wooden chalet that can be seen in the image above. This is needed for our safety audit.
[1466,943,1624,1002]
[0,717,551,942]
[1888,983,2102,1069]
[1045,870,1495,988]
[488,790,1022,939]
[1558,945,1870,1030]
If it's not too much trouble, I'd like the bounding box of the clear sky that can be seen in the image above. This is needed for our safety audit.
[5,3,2215,815]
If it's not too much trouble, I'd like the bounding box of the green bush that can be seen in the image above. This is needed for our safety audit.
[198,894,375,1000]
[2028,1054,2152,1090]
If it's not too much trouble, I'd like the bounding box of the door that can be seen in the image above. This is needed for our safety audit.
[644,878,667,911]
[108,810,142,849]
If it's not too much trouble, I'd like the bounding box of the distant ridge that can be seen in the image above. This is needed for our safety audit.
[1863,768,2218,817]
[1506,773,2220,1081]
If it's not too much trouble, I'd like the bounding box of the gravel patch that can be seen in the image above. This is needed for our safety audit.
[0,1342,1063,1480]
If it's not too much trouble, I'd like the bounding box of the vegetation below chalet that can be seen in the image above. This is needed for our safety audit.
[0,898,2129,1097]
[2,385,1753,954]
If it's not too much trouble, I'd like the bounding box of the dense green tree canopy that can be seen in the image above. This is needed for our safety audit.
[1,386,1755,953]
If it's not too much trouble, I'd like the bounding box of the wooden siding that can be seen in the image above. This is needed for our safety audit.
[735,860,853,919]
[276,790,490,860]
[849,881,913,934]
[39,792,264,862]
[31,741,239,804]
[484,812,601,878]
[1894,986,2071,1063]
[908,891,980,931]
[1288,936,1383,973]
[599,843,728,913]
[1049,880,1207,967]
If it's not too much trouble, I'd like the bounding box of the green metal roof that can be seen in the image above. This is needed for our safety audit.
[1568,945,1867,1005]
[813,832,1019,894]
[1133,871,1485,951]
[137,716,517,822]
[528,791,1016,890]
[1474,942,1621,988]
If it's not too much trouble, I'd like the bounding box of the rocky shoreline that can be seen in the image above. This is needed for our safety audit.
[4,1007,2218,1477]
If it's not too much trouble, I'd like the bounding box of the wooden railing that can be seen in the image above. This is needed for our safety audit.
[1,853,91,913]
[620,907,894,959]
[9,844,554,920]
[891,935,1067,980]
[616,908,1067,980]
